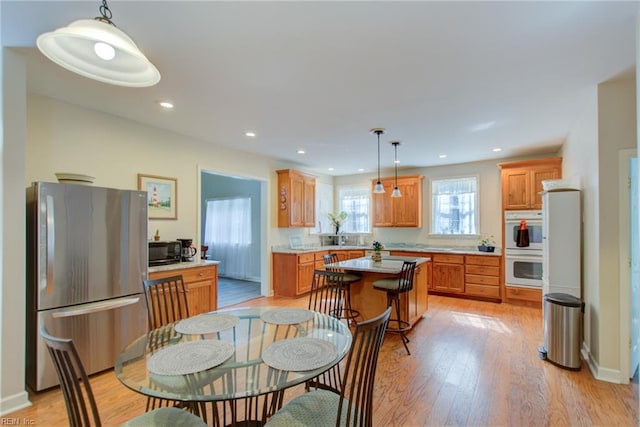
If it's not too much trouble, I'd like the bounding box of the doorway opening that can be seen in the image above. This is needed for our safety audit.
[200,170,265,308]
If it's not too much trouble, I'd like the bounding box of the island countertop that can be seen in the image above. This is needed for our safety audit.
[327,255,430,274]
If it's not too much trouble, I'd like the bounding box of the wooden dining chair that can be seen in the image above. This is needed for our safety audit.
[40,326,207,427]
[265,307,392,427]
[142,275,190,330]
[142,275,207,418]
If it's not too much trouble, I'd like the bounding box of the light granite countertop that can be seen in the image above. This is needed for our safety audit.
[148,259,220,274]
[271,245,501,256]
[328,255,431,274]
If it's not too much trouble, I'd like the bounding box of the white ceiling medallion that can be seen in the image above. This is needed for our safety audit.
[36,0,160,87]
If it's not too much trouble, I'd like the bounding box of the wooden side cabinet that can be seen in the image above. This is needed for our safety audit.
[148,264,218,316]
[372,175,423,227]
[276,169,316,227]
[498,158,562,210]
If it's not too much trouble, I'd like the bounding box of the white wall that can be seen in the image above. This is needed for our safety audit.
[597,76,637,373]
[0,47,31,414]
[561,75,637,382]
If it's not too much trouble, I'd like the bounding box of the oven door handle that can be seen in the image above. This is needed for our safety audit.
[505,254,543,261]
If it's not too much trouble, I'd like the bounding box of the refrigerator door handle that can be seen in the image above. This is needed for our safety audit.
[52,296,141,318]
[45,194,55,295]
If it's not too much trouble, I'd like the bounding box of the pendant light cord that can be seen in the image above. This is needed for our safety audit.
[97,0,116,26]
[394,143,398,188]
[377,131,381,183]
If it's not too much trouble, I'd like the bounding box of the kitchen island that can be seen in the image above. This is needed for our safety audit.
[327,255,430,327]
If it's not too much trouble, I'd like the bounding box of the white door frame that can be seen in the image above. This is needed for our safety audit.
[619,148,637,383]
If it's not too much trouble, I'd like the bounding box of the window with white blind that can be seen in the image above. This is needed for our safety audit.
[338,186,371,233]
[430,176,478,235]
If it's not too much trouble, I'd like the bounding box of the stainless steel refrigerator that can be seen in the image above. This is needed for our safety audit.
[26,182,148,391]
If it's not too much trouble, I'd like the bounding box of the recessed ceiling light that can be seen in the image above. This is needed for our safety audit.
[158,101,174,109]
[439,154,447,159]
[245,132,256,137]
[358,168,365,172]
[297,149,305,154]
[492,147,503,152]
[328,167,335,171]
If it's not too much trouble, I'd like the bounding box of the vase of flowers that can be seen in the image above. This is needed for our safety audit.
[477,234,496,252]
[327,211,348,235]
[371,241,383,262]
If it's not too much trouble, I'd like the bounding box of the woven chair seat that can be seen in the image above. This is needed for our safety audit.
[265,389,359,426]
[122,407,207,426]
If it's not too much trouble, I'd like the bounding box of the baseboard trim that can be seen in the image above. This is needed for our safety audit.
[0,390,31,416]
[581,342,625,384]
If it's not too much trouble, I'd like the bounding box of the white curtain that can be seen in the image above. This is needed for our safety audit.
[338,186,371,233]
[431,177,477,234]
[204,197,252,279]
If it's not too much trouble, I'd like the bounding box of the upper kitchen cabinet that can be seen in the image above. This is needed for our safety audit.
[498,158,562,210]
[372,175,424,227]
[276,169,316,228]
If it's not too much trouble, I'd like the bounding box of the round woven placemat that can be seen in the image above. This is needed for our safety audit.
[147,340,234,376]
[262,337,338,371]
[260,308,314,325]
[175,313,240,335]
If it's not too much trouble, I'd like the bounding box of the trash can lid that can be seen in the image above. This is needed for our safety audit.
[544,292,582,307]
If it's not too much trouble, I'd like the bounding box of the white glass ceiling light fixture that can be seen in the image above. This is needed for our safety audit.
[371,128,386,194]
[36,0,160,87]
[390,141,402,198]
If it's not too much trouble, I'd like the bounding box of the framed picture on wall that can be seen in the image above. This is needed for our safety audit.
[138,174,178,220]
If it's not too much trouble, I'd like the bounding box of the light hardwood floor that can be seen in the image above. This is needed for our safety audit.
[10,295,638,426]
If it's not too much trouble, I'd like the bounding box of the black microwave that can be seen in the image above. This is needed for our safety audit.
[148,241,181,267]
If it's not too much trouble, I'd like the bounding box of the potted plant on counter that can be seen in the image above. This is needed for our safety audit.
[371,240,384,262]
[327,211,348,235]
[477,234,496,252]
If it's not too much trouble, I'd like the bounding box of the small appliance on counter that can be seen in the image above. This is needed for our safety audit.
[177,238,197,262]
[148,240,182,267]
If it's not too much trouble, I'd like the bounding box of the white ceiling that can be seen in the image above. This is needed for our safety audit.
[3,1,638,176]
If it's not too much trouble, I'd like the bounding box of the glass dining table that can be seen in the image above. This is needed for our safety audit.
[115,306,352,425]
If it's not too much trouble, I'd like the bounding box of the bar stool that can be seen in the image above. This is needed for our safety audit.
[372,260,417,355]
[323,253,361,325]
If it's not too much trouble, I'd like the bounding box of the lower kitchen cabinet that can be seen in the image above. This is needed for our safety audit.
[273,250,365,297]
[273,252,317,297]
[431,254,465,293]
[427,253,503,302]
[148,264,218,315]
[465,255,501,300]
[504,286,542,307]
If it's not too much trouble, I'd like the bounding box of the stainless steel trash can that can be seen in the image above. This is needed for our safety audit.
[539,293,584,370]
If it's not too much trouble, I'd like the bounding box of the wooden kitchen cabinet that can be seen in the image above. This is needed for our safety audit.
[431,254,465,294]
[273,251,317,297]
[498,158,562,210]
[372,175,423,227]
[276,169,316,227]
[148,264,218,315]
[464,255,501,300]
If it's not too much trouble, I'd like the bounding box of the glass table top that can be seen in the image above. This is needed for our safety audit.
[115,306,352,402]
